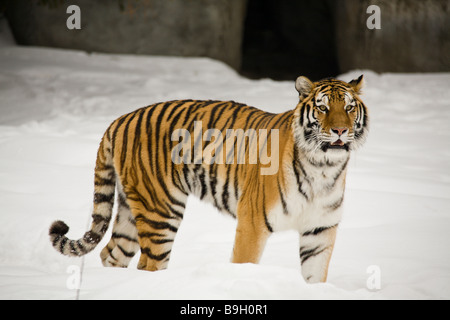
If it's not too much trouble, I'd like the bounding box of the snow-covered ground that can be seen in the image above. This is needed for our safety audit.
[1,21,449,300]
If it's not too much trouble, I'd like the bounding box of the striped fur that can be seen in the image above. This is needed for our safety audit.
[49,75,368,283]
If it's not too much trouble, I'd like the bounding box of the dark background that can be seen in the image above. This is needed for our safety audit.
[2,0,449,81]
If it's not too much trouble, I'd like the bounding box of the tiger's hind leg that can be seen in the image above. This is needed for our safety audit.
[127,195,186,272]
[100,191,140,268]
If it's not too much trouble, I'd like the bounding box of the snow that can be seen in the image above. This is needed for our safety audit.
[1,20,449,300]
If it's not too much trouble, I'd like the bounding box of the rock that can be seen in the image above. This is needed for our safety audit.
[5,0,248,70]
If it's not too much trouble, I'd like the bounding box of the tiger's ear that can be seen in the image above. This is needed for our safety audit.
[295,76,314,100]
[349,75,364,94]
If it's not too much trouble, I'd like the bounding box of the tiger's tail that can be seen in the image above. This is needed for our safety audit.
[49,131,116,257]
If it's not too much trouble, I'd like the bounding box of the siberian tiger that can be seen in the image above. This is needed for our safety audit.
[49,75,368,283]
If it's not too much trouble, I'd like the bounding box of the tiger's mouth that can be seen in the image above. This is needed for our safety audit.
[330,139,345,147]
[321,140,349,151]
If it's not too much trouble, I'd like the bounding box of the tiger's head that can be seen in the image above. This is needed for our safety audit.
[293,75,369,160]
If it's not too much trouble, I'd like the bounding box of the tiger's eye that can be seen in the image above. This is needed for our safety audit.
[345,105,355,112]
[317,105,328,112]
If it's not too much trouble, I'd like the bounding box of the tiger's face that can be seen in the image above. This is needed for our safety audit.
[294,75,368,157]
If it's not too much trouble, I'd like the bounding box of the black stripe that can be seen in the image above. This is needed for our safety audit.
[96,163,114,174]
[300,246,328,264]
[120,111,136,168]
[306,106,317,127]
[355,104,361,126]
[166,100,192,122]
[212,102,241,134]
[183,166,192,193]
[112,232,139,243]
[307,155,343,168]
[303,128,314,144]
[150,238,174,245]
[162,131,169,175]
[158,177,188,210]
[59,236,67,253]
[92,213,111,224]
[118,192,130,209]
[83,231,102,244]
[262,188,273,233]
[198,166,208,200]
[261,112,276,130]
[69,240,79,255]
[210,164,221,211]
[326,196,344,211]
[242,108,261,129]
[135,214,178,233]
[234,162,240,200]
[246,109,266,130]
[181,101,199,128]
[355,128,364,139]
[151,206,174,220]
[168,101,190,139]
[111,112,132,158]
[306,104,315,125]
[299,104,305,127]
[94,174,115,186]
[105,245,118,262]
[76,240,87,254]
[329,158,349,190]
[145,102,159,176]
[136,143,160,210]
[132,107,146,158]
[292,151,309,201]
[362,105,368,128]
[295,148,309,177]
[221,164,234,217]
[164,201,185,219]
[252,112,273,131]
[207,101,228,130]
[271,110,293,129]
[94,192,114,204]
[307,156,323,167]
[52,234,61,247]
[302,224,338,237]
[227,104,243,131]
[153,102,173,174]
[117,244,136,258]
[141,247,171,261]
[171,165,188,196]
[277,179,288,215]
[138,231,165,238]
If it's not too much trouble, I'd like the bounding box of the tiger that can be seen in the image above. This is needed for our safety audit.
[49,75,368,283]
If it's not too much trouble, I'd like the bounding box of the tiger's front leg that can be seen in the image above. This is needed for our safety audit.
[232,220,270,264]
[231,196,271,264]
[298,224,338,283]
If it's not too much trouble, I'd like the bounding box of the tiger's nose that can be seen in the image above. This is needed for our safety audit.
[331,127,348,136]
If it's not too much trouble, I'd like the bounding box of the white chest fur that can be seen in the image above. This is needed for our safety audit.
[268,153,349,233]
